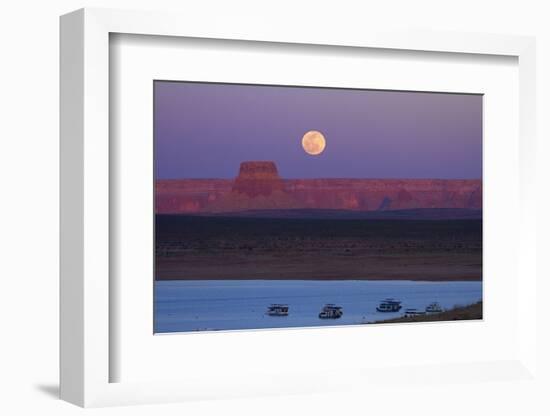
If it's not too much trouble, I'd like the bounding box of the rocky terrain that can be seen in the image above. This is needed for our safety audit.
[156,161,482,214]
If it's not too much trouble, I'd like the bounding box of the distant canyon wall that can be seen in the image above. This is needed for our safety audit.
[156,161,482,214]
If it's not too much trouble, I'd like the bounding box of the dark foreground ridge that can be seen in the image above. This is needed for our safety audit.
[155,215,482,281]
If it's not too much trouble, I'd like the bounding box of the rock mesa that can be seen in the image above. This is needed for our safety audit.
[156,161,482,214]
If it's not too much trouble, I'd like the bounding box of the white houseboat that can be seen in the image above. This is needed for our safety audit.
[266,304,289,316]
[404,308,427,317]
[425,302,443,314]
[376,298,402,312]
[318,304,343,319]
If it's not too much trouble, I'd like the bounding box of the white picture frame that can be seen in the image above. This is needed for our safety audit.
[60,7,538,408]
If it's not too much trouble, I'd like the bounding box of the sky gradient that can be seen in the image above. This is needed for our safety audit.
[154,81,482,180]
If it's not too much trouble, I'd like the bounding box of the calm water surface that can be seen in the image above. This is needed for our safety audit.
[154,279,482,333]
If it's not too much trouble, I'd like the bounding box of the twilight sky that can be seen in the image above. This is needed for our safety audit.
[154,81,482,180]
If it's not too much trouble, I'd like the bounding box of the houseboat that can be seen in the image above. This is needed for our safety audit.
[318,304,343,319]
[376,298,402,312]
[266,304,289,316]
[425,302,443,314]
[404,308,427,318]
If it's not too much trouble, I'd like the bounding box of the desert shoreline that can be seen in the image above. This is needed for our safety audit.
[373,301,483,324]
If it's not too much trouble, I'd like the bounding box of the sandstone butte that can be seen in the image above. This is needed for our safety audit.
[156,161,482,214]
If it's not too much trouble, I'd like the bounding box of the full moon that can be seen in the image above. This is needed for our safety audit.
[301,130,326,156]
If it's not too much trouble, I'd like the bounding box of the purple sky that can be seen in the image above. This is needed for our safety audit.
[154,81,482,180]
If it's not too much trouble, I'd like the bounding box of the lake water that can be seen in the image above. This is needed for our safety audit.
[154,280,482,333]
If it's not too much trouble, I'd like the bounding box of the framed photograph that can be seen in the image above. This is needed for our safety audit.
[153,81,483,334]
[60,8,538,408]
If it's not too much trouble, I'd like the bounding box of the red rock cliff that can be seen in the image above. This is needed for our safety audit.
[156,161,482,214]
